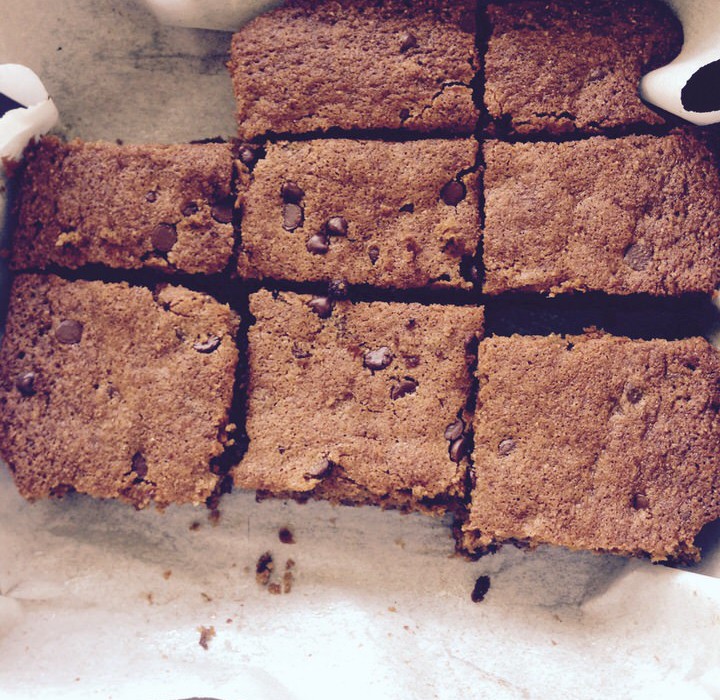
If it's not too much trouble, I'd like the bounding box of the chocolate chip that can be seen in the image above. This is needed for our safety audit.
[498,438,516,456]
[193,336,221,353]
[399,108,410,121]
[471,575,490,603]
[131,452,148,479]
[15,372,36,397]
[238,144,259,167]
[309,296,333,318]
[449,435,471,463]
[404,355,420,368]
[364,347,393,371]
[283,203,304,231]
[151,223,177,253]
[56,319,83,345]
[306,233,329,254]
[399,32,417,52]
[281,181,304,204]
[278,527,295,544]
[145,191,157,203]
[328,279,349,299]
[368,245,380,265]
[182,202,198,216]
[624,243,653,271]
[444,418,465,442]
[211,198,234,224]
[326,216,348,237]
[399,203,414,213]
[390,378,417,400]
[440,180,466,206]
[632,493,650,510]
[304,458,333,480]
[626,386,643,404]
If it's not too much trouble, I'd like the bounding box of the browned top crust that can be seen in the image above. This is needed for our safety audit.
[233,289,484,509]
[0,275,239,508]
[485,0,683,135]
[228,0,479,139]
[11,136,236,274]
[237,138,480,290]
[463,333,720,562]
[483,132,720,296]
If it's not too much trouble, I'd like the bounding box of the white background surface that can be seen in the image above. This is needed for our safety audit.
[1,2,720,698]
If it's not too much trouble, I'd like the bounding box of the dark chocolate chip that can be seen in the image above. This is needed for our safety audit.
[404,355,420,369]
[151,223,177,253]
[399,32,417,52]
[304,458,333,480]
[278,527,295,544]
[399,108,410,121]
[444,418,465,442]
[390,378,418,400]
[182,202,198,216]
[283,203,304,231]
[56,319,83,345]
[309,296,333,318]
[449,435,471,463]
[238,144,260,167]
[211,198,234,224]
[368,245,380,265]
[281,181,304,204]
[632,493,650,510]
[471,575,490,603]
[364,347,394,371]
[0,92,25,118]
[15,372,36,397]
[624,243,653,271]
[306,233,329,254]
[681,59,720,112]
[498,438,516,456]
[440,180,466,206]
[145,191,157,203]
[328,279,349,300]
[626,386,643,404]
[399,203,414,213]
[326,216,348,237]
[131,452,148,479]
[193,336,221,353]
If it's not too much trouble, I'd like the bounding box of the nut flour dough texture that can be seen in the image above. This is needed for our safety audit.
[462,334,720,562]
[228,0,479,139]
[237,138,480,289]
[11,136,236,274]
[234,290,484,510]
[0,275,239,508]
[485,0,683,135]
[482,133,720,296]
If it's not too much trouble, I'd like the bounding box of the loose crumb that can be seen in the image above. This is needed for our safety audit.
[471,575,491,603]
[256,551,274,586]
[268,582,282,595]
[278,526,295,544]
[198,625,216,650]
[189,521,201,531]
[162,569,172,580]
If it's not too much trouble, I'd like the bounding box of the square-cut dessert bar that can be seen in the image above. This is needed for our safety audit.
[11,136,237,275]
[0,275,239,508]
[462,334,720,562]
[485,0,683,135]
[228,0,479,139]
[237,138,480,289]
[482,132,720,296]
[233,289,484,510]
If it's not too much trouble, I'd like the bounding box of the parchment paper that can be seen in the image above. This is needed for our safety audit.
[1,2,720,698]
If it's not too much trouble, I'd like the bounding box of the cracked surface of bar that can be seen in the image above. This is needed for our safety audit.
[234,289,484,510]
[484,0,682,136]
[11,137,236,275]
[482,132,720,296]
[462,333,720,562]
[0,275,239,508]
[237,138,480,289]
[228,0,479,139]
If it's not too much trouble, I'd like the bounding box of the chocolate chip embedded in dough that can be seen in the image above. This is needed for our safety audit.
[498,438,516,456]
[304,458,333,480]
[626,386,643,404]
[364,347,394,371]
[145,191,157,203]
[440,180,466,206]
[151,223,177,253]
[211,198,234,224]
[399,108,410,121]
[308,296,333,319]
[326,216,348,237]
[444,418,465,442]
[306,233,329,254]
[281,181,304,204]
[368,245,380,265]
[632,493,650,510]
[238,144,260,167]
[399,32,418,52]
[182,202,198,216]
[15,372,36,397]
[624,243,653,271]
[283,203,304,231]
[193,336,221,354]
[390,378,418,400]
[56,319,83,345]
[131,452,148,479]
[449,435,471,462]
